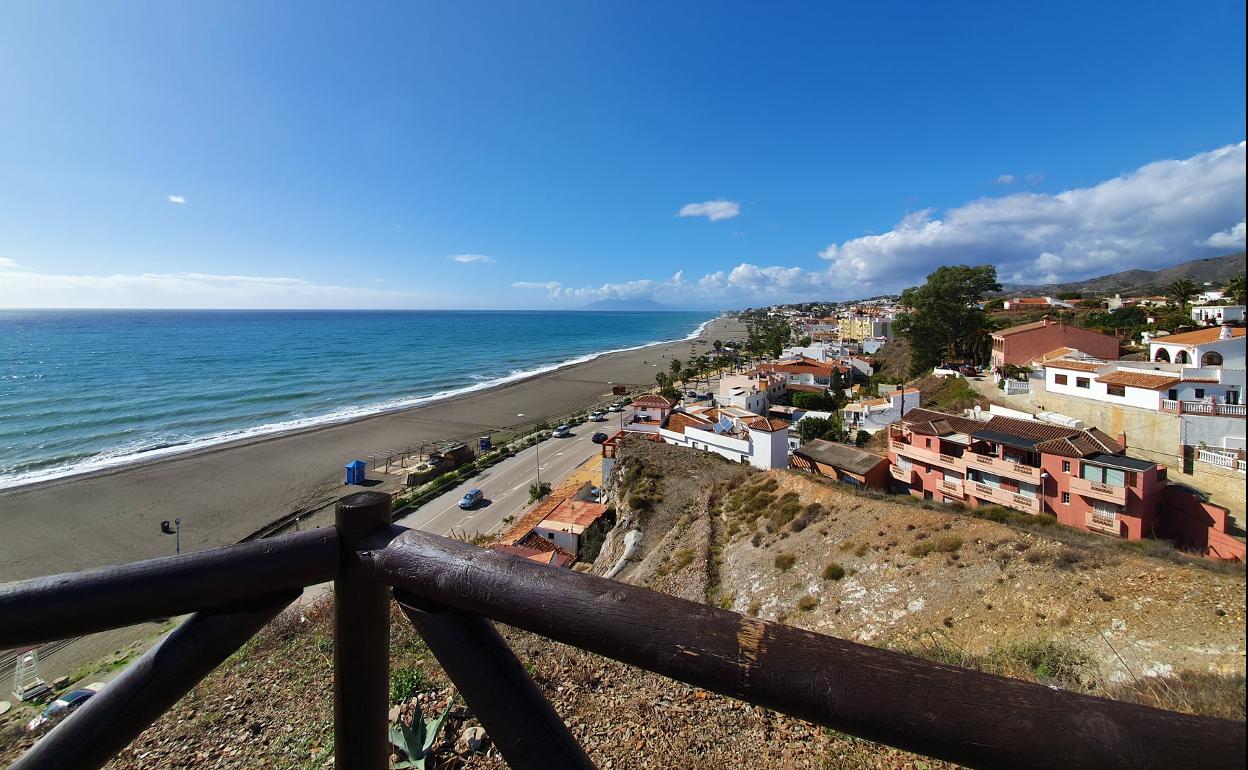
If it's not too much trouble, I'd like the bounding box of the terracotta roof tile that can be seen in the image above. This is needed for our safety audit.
[1095,371,1180,390]
[1152,326,1245,346]
[1044,358,1103,372]
[746,417,789,432]
[632,393,680,409]
[665,412,713,435]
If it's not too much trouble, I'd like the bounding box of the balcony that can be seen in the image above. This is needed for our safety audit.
[1160,400,1246,417]
[890,440,965,471]
[1070,476,1128,504]
[937,478,965,497]
[968,482,1041,514]
[890,464,917,484]
[1086,513,1123,536]
[1196,449,1246,474]
[966,452,1041,482]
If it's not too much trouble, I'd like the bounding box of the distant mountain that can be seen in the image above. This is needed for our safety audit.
[583,298,671,311]
[1000,252,1245,296]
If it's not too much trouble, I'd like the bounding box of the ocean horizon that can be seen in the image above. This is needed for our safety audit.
[0,309,717,489]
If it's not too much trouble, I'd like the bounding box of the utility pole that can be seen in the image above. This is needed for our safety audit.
[535,433,542,488]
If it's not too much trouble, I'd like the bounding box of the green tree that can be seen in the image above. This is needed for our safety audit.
[791,391,838,410]
[797,415,847,444]
[713,339,723,352]
[854,430,871,447]
[1166,278,1197,308]
[528,480,552,503]
[894,265,1002,375]
[1226,274,1246,304]
[669,358,682,377]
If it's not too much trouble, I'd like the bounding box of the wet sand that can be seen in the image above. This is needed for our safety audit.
[0,316,746,582]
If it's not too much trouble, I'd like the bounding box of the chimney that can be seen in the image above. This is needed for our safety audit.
[1220,324,1233,341]
[1117,432,1127,449]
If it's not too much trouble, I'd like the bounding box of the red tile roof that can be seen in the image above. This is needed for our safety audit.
[898,408,1124,458]
[490,532,577,568]
[541,499,609,528]
[1045,358,1103,372]
[665,412,713,435]
[632,393,680,409]
[1095,371,1180,390]
[746,417,789,432]
[1152,326,1245,346]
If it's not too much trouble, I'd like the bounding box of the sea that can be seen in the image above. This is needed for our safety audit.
[0,309,716,490]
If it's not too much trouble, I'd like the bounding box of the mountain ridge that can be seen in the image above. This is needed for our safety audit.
[999,252,1245,296]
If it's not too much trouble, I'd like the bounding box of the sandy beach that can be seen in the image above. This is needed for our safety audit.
[0,315,747,582]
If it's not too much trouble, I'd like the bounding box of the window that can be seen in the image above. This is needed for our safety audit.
[1157,467,1167,481]
[1062,492,1070,504]
[1081,463,1125,487]
[1062,460,1071,473]
[1125,471,1137,486]
[925,438,932,448]
[1076,377,1091,389]
[1054,374,1068,385]
[1107,384,1125,397]
[1195,388,1205,399]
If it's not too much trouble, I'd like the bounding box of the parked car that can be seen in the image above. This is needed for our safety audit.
[552,424,572,438]
[608,403,624,412]
[589,411,607,421]
[26,684,104,733]
[458,488,484,509]
[591,431,609,444]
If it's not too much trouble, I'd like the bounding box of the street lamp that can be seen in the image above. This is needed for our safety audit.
[160,517,182,555]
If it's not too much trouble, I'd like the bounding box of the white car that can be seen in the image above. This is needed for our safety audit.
[608,403,624,412]
[589,411,607,422]
[552,424,572,438]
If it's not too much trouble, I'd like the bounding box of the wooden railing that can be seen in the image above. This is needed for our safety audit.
[1,491,1243,770]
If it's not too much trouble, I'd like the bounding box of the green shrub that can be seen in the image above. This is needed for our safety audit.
[774,553,797,571]
[672,548,695,570]
[797,594,819,612]
[908,541,936,557]
[822,562,846,581]
[390,665,427,704]
[934,535,963,553]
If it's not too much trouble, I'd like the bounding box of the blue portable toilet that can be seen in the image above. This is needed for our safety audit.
[478,435,492,451]
[345,460,366,485]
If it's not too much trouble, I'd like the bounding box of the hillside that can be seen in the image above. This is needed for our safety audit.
[4,440,1241,769]
[999,252,1245,296]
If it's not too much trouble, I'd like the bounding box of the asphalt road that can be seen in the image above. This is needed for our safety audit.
[395,417,613,537]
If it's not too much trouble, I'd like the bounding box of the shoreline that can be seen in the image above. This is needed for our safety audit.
[0,314,718,495]
[0,314,747,582]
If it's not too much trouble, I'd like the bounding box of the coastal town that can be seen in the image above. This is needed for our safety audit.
[487,266,1246,569]
[2,3,1245,764]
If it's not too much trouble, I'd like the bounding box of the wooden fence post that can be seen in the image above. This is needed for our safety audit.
[334,492,392,770]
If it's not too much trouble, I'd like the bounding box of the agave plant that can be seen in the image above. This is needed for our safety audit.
[389,692,458,769]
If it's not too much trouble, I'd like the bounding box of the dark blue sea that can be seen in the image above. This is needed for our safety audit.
[0,309,715,488]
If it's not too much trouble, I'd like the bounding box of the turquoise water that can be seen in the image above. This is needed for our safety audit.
[0,310,715,488]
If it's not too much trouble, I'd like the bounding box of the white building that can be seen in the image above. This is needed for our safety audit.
[1044,358,1244,411]
[1191,305,1245,325]
[626,394,679,432]
[658,408,790,469]
[1149,325,1245,369]
[841,388,922,434]
[716,372,786,414]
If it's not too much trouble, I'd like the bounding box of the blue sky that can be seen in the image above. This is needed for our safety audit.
[0,1,1244,309]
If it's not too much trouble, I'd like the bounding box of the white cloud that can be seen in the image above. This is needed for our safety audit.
[0,259,446,309]
[995,174,1016,185]
[1203,220,1246,250]
[451,254,494,264]
[167,195,187,204]
[678,199,740,222]
[820,141,1246,288]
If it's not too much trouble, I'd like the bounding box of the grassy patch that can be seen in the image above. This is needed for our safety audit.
[822,562,846,581]
[797,594,820,612]
[672,548,695,571]
[774,552,797,572]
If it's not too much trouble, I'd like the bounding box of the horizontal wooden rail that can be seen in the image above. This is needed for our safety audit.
[12,591,297,770]
[0,528,338,648]
[359,525,1245,770]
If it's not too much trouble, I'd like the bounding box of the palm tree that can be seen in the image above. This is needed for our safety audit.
[1226,274,1246,305]
[1166,278,1197,308]
[712,339,723,353]
[669,358,682,377]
